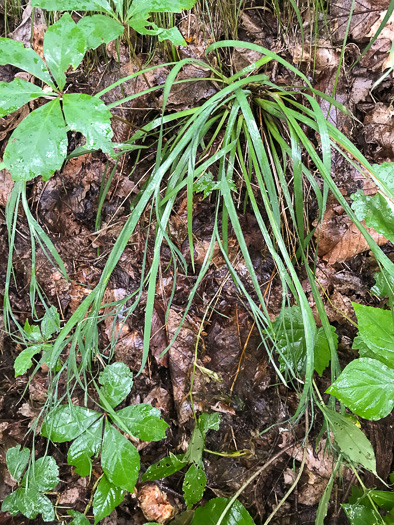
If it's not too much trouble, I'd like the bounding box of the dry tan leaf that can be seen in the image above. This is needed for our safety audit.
[137,483,176,524]
[0,168,14,207]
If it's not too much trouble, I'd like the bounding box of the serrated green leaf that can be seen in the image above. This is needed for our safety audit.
[115,404,168,441]
[0,38,55,88]
[68,510,91,525]
[141,453,187,482]
[6,446,30,481]
[327,358,394,420]
[0,79,45,118]
[199,412,220,435]
[322,408,376,473]
[32,0,112,11]
[192,497,255,525]
[93,474,125,524]
[42,404,101,442]
[14,345,42,377]
[78,15,124,50]
[2,488,55,522]
[353,303,394,367]
[41,306,61,339]
[371,271,394,306]
[22,456,59,491]
[43,14,86,90]
[98,362,133,408]
[183,464,206,508]
[4,98,67,181]
[314,326,337,376]
[342,503,381,524]
[101,421,140,492]
[67,418,103,477]
[23,319,42,342]
[351,190,394,242]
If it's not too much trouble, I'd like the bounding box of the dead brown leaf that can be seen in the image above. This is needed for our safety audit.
[137,483,176,524]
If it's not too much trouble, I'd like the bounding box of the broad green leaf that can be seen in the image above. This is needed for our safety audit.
[42,404,101,442]
[327,358,394,420]
[184,426,205,466]
[43,14,86,90]
[63,93,114,154]
[78,15,124,50]
[98,362,133,408]
[183,464,206,508]
[371,271,394,306]
[14,345,42,377]
[373,162,394,195]
[93,474,125,525]
[128,18,186,46]
[141,453,187,482]
[370,490,394,510]
[41,306,61,339]
[342,503,381,525]
[353,303,394,367]
[0,79,45,118]
[351,190,394,242]
[0,38,55,88]
[32,0,112,11]
[23,319,42,342]
[68,510,91,525]
[115,404,168,441]
[2,488,55,521]
[101,421,140,492]
[192,497,254,525]
[6,446,30,481]
[129,0,196,17]
[4,98,67,181]
[67,418,103,477]
[22,456,59,491]
[199,412,220,435]
[322,408,376,473]
[314,326,337,376]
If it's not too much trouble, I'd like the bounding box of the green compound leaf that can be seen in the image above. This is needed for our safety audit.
[0,79,45,118]
[93,474,125,525]
[67,418,103,477]
[68,510,91,525]
[22,456,59,491]
[42,404,101,442]
[342,503,382,525]
[323,409,376,473]
[6,446,30,482]
[14,345,42,377]
[101,421,140,492]
[326,357,394,421]
[314,326,337,377]
[198,412,220,435]
[41,305,61,339]
[78,15,124,50]
[2,488,55,522]
[43,14,86,90]
[351,190,394,242]
[184,426,204,467]
[4,98,67,181]
[272,306,335,376]
[141,453,187,482]
[63,93,114,153]
[183,464,207,509]
[23,319,43,342]
[0,38,55,88]
[352,303,394,367]
[32,0,112,11]
[192,497,254,525]
[115,404,168,441]
[98,362,133,408]
[371,271,394,306]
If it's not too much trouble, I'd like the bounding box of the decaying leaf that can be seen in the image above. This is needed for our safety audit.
[137,483,176,524]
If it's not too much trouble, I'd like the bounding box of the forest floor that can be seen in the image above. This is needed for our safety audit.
[1,1,394,524]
